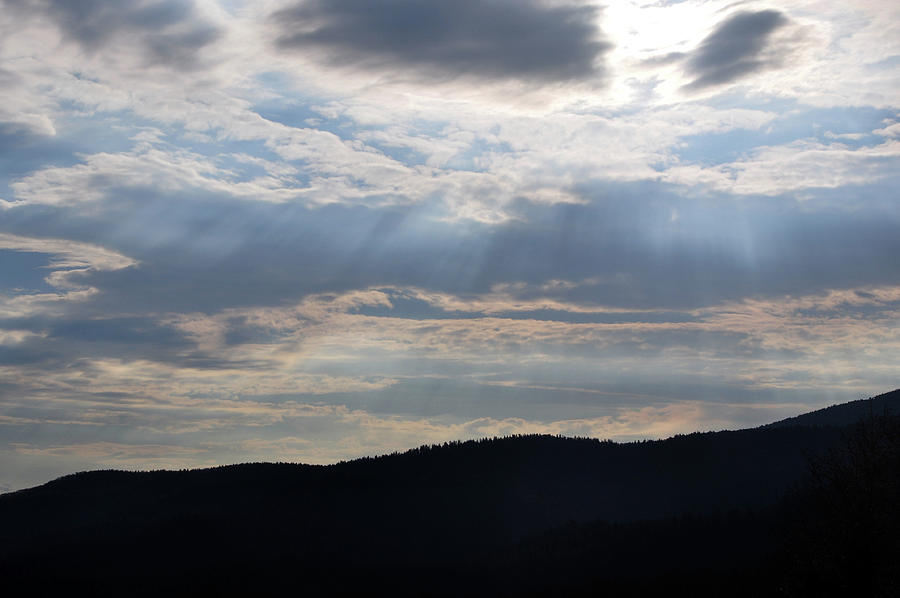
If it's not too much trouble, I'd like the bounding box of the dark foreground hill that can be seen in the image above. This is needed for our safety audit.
[765,388,900,428]
[2,389,898,596]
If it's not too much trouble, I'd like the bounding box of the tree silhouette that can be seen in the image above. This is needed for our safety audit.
[783,411,900,597]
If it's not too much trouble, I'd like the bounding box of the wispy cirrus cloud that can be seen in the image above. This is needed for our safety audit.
[0,233,136,275]
[0,234,136,319]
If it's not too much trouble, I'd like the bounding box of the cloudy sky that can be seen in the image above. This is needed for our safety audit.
[1,0,898,492]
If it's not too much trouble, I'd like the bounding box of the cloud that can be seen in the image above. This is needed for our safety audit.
[0,234,138,326]
[2,0,221,70]
[663,138,900,195]
[272,0,610,84]
[875,122,900,138]
[0,101,782,224]
[0,118,54,148]
[685,9,790,89]
[5,171,900,321]
[12,441,207,459]
[1,0,899,491]
[1,277,895,487]
[0,233,136,286]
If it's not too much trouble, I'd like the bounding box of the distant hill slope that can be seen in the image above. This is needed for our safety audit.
[764,388,900,428]
[1,390,897,596]
[0,427,842,541]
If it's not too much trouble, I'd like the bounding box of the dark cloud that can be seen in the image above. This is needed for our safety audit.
[2,0,220,69]
[0,313,271,371]
[0,122,44,156]
[0,344,62,366]
[142,27,220,68]
[0,315,189,363]
[272,0,609,84]
[47,317,189,346]
[4,178,900,318]
[0,122,83,181]
[685,9,789,89]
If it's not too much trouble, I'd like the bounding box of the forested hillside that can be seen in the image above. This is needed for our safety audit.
[2,389,898,596]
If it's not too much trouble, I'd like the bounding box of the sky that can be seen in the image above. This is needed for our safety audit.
[0,0,898,492]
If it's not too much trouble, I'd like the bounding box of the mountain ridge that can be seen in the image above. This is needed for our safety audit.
[763,387,900,428]
[2,388,898,596]
[11,387,899,499]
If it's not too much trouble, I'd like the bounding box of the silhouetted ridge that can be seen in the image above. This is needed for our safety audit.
[2,391,898,596]
[764,388,900,428]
